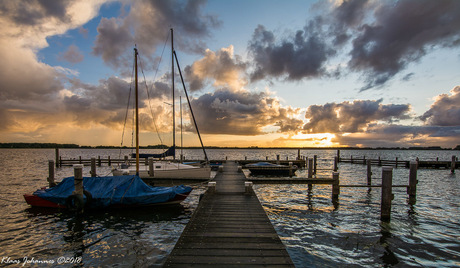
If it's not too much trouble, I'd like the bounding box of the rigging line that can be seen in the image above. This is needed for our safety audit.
[119,50,136,162]
[138,52,164,145]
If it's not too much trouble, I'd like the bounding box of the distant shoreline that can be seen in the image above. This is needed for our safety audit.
[1,143,458,150]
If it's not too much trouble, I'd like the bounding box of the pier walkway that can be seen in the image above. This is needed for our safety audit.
[163,161,294,267]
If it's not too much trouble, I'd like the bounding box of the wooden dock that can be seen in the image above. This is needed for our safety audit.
[163,161,294,267]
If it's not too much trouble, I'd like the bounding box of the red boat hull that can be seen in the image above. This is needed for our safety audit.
[23,191,191,209]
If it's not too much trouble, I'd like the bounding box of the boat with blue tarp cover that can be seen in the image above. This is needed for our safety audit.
[246,162,298,176]
[24,175,192,209]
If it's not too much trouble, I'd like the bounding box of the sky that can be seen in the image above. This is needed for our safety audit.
[1,0,460,148]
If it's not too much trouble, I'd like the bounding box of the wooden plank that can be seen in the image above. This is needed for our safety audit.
[164,161,294,267]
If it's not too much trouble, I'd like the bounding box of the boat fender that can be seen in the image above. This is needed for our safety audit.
[65,194,84,213]
[83,190,92,207]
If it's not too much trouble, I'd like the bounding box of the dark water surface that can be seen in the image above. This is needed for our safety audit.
[0,148,459,267]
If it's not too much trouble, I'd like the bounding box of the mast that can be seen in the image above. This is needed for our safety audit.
[171,28,176,160]
[134,47,140,175]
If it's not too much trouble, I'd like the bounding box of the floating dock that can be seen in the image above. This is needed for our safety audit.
[163,161,294,267]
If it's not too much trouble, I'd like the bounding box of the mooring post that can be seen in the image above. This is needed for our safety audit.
[73,164,84,197]
[108,156,111,166]
[363,156,366,165]
[144,157,148,166]
[408,161,418,204]
[55,148,59,167]
[79,156,82,164]
[276,155,280,164]
[149,157,154,177]
[245,181,253,194]
[367,159,372,187]
[308,158,313,191]
[90,157,97,177]
[381,167,393,221]
[98,156,101,167]
[266,156,268,161]
[395,157,398,168]
[297,149,301,160]
[289,162,293,178]
[337,149,340,162]
[208,182,216,193]
[378,156,382,166]
[451,155,456,174]
[333,156,338,172]
[47,160,56,187]
[332,172,340,200]
[313,155,317,175]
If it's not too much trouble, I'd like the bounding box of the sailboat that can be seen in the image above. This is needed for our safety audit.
[112,28,211,180]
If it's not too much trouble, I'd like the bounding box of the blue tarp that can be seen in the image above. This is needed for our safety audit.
[33,175,191,208]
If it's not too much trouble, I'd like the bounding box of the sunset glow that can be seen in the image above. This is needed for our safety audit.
[0,0,459,148]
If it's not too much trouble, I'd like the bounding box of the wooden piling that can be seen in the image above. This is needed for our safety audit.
[332,172,340,200]
[98,156,102,167]
[381,167,393,221]
[313,155,317,175]
[395,157,398,168]
[276,155,280,164]
[308,158,313,191]
[367,160,372,187]
[337,149,340,161]
[288,162,293,178]
[308,158,313,178]
[108,156,111,166]
[363,156,366,165]
[297,149,301,160]
[73,164,84,197]
[148,157,154,177]
[90,157,96,177]
[451,155,456,173]
[55,148,59,167]
[408,161,417,204]
[333,156,338,172]
[47,160,56,187]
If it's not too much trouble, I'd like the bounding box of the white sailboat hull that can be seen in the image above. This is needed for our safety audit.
[113,162,211,179]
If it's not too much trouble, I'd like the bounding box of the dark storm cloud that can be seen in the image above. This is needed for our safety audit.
[420,86,460,126]
[0,0,72,25]
[347,0,460,90]
[93,0,221,69]
[248,24,336,81]
[188,88,303,135]
[247,0,460,89]
[303,99,411,133]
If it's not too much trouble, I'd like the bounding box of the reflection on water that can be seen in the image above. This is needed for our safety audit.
[0,148,459,267]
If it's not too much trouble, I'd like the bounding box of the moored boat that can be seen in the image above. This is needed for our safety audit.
[245,162,298,176]
[24,175,192,210]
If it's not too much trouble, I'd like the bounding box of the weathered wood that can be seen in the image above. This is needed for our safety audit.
[164,162,294,267]
[381,167,393,221]
[73,164,84,196]
[55,148,59,167]
[408,161,418,204]
[332,172,339,200]
[90,157,96,177]
[452,155,456,174]
[367,159,372,187]
[47,160,56,187]
[333,156,338,172]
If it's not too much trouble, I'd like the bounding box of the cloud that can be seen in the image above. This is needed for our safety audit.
[93,0,221,70]
[188,88,303,135]
[346,0,460,90]
[303,99,411,133]
[184,45,247,91]
[59,44,84,63]
[248,24,336,81]
[420,86,460,126]
[333,124,460,148]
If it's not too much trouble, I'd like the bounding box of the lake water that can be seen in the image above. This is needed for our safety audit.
[0,148,459,267]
